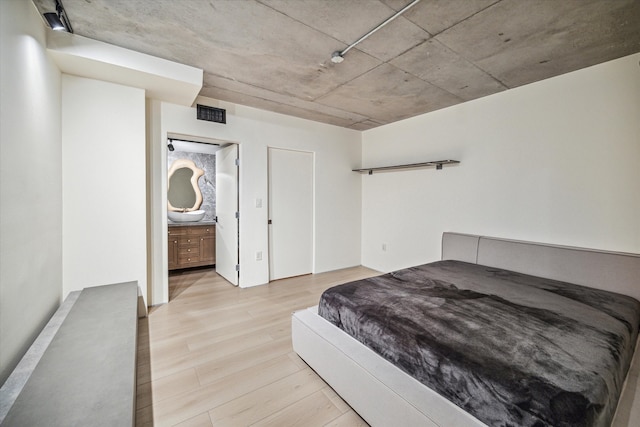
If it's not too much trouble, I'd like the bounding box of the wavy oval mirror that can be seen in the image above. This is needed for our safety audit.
[167,159,204,212]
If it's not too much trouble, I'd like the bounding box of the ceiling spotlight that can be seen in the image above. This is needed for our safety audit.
[168,142,175,151]
[43,12,65,31]
[43,0,74,33]
[331,51,344,64]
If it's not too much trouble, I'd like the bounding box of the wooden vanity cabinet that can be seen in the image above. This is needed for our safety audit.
[168,224,215,270]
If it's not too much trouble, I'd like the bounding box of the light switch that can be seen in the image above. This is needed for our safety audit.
[255,198,263,208]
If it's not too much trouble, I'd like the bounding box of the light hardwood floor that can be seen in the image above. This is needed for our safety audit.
[136,266,380,427]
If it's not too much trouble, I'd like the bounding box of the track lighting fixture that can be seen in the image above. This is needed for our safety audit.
[168,142,175,152]
[43,12,65,31]
[43,0,74,33]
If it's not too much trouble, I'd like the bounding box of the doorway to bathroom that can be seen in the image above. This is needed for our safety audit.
[165,134,239,299]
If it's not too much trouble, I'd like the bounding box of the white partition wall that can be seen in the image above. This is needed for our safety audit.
[149,99,362,299]
[361,53,640,273]
[0,0,63,385]
[61,75,147,302]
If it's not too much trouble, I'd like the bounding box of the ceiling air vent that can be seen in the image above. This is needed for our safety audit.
[197,104,226,124]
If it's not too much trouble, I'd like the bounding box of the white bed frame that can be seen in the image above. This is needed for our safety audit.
[292,232,640,427]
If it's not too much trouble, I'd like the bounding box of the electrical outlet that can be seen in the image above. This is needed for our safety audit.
[256,251,263,261]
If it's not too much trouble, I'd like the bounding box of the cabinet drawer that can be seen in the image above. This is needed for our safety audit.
[179,246,200,256]
[178,254,201,264]
[168,227,188,236]
[178,237,199,246]
[188,226,215,236]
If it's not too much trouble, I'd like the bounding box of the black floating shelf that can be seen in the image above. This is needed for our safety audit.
[353,159,460,175]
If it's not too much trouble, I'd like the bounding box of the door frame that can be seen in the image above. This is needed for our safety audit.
[151,131,239,305]
[267,146,315,281]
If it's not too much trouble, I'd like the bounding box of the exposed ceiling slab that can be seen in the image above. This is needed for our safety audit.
[383,0,500,35]
[436,0,640,88]
[390,39,507,100]
[203,74,370,126]
[261,0,431,62]
[317,63,461,124]
[32,0,640,130]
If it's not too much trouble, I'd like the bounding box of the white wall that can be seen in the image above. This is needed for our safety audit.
[148,99,362,302]
[361,53,640,272]
[0,0,62,385]
[147,99,163,302]
[62,75,147,301]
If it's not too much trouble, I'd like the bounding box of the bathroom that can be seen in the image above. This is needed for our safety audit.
[166,138,218,275]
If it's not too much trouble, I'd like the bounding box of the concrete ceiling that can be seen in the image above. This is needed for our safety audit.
[33,0,640,130]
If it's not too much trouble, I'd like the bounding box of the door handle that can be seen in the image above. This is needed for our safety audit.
[268,219,272,225]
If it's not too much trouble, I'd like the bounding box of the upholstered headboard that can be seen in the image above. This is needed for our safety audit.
[442,232,640,301]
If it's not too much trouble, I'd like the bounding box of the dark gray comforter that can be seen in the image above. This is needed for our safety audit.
[318,260,640,427]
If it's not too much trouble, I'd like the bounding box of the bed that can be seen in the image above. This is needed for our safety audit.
[292,233,640,427]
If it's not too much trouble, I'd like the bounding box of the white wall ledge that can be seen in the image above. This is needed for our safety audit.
[46,30,202,105]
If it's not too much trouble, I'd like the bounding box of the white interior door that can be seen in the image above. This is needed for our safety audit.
[268,148,313,281]
[215,144,239,286]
